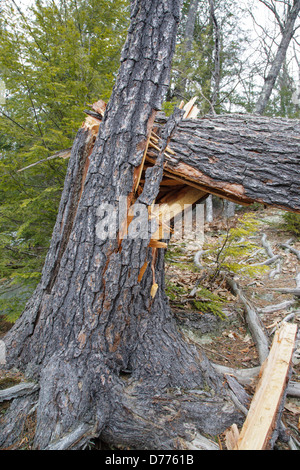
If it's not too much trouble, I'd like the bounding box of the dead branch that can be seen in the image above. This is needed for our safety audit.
[260,233,282,278]
[287,381,300,399]
[261,233,275,258]
[258,299,296,314]
[280,239,300,261]
[212,363,261,386]
[0,382,39,402]
[227,277,270,364]
[45,423,96,450]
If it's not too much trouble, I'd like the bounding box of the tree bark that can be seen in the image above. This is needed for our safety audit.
[149,113,300,212]
[255,0,300,115]
[0,0,243,450]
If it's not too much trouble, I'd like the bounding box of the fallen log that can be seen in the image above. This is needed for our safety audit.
[234,322,298,450]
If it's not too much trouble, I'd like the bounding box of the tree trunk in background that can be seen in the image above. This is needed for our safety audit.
[255,0,300,115]
[173,0,200,99]
[185,0,200,51]
[0,0,243,450]
[208,0,221,112]
[205,194,213,222]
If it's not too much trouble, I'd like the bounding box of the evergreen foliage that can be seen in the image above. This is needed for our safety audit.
[282,212,300,238]
[0,0,129,320]
[203,212,269,279]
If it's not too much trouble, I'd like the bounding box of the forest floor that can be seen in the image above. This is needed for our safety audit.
[0,205,299,450]
[165,204,300,449]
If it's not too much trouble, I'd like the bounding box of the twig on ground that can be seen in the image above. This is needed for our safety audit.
[258,300,296,314]
[280,239,300,261]
[260,233,281,278]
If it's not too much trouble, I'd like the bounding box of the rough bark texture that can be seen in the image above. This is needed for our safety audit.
[149,113,300,212]
[0,0,243,450]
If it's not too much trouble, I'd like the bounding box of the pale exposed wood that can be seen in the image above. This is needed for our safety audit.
[183,97,198,119]
[82,115,101,134]
[151,186,206,240]
[225,424,240,450]
[150,282,159,298]
[160,178,185,187]
[188,105,200,119]
[160,169,212,194]
[145,156,253,205]
[234,322,298,450]
[135,132,152,192]
[138,261,149,282]
[148,240,168,249]
[148,138,175,156]
[91,99,106,117]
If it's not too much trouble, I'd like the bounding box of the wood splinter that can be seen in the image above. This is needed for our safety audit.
[232,322,297,450]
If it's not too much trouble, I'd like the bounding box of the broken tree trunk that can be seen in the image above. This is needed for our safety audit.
[0,0,243,450]
[147,113,300,213]
[19,110,300,214]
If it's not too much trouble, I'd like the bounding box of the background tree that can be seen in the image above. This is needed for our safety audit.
[254,0,300,115]
[167,0,249,115]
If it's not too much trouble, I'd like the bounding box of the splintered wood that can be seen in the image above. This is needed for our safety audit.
[150,186,206,240]
[230,322,297,450]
